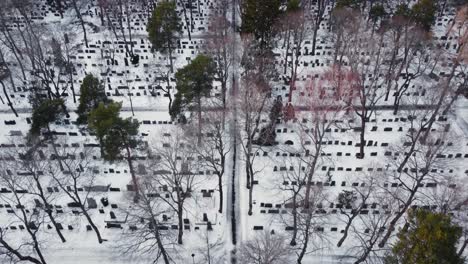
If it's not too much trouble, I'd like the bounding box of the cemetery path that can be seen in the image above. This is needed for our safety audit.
[226,0,241,263]
[2,104,468,115]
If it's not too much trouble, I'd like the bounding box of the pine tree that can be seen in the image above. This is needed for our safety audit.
[76,74,108,124]
[88,101,141,201]
[241,0,281,50]
[369,4,387,23]
[147,1,182,72]
[384,209,464,264]
[394,4,412,19]
[29,99,65,136]
[172,54,216,143]
[87,101,122,153]
[411,0,437,31]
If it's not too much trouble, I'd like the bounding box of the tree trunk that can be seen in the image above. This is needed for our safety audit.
[393,91,400,115]
[17,201,47,264]
[177,202,184,244]
[81,204,104,243]
[284,30,291,75]
[168,42,174,73]
[125,144,139,202]
[290,194,297,246]
[218,173,223,213]
[153,219,171,264]
[297,220,310,264]
[181,3,191,41]
[304,148,319,209]
[311,24,319,56]
[69,71,76,103]
[458,239,468,257]
[421,63,457,143]
[378,184,420,248]
[34,176,66,243]
[0,80,18,117]
[245,142,252,189]
[166,76,173,112]
[337,214,357,247]
[99,4,105,26]
[72,0,89,48]
[197,96,202,145]
[358,112,366,159]
[354,239,378,264]
[48,126,64,171]
[248,182,253,215]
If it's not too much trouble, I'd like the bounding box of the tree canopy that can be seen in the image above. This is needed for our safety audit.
[88,101,139,161]
[76,74,108,124]
[411,0,437,31]
[30,98,65,136]
[384,209,464,264]
[241,0,281,49]
[147,0,181,71]
[171,54,216,119]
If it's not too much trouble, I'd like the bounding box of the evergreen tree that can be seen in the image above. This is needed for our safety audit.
[241,0,281,50]
[384,209,464,264]
[172,54,216,143]
[394,4,412,19]
[369,4,387,23]
[88,102,141,201]
[411,0,437,31]
[30,98,65,136]
[287,0,300,11]
[76,74,108,124]
[147,1,182,72]
[87,101,122,153]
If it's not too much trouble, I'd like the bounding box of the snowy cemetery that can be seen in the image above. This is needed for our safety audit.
[0,0,467,264]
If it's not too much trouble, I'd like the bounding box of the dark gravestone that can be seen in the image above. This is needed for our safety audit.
[101,197,109,207]
[87,198,97,209]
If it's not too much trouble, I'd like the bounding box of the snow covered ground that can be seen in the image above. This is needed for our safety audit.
[0,0,466,263]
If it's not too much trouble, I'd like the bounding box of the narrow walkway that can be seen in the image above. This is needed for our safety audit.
[228,0,240,263]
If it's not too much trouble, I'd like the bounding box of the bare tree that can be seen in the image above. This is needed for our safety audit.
[49,143,105,244]
[295,186,328,264]
[336,172,378,248]
[205,0,232,113]
[391,32,435,115]
[0,158,48,264]
[377,105,455,248]
[304,0,330,57]
[344,15,386,159]
[194,229,225,264]
[0,50,18,117]
[277,157,308,246]
[105,0,140,60]
[150,67,174,112]
[237,72,272,215]
[296,67,351,209]
[147,129,199,244]
[330,7,359,66]
[70,0,90,47]
[194,111,231,213]
[348,201,393,264]
[239,231,291,264]
[276,4,310,104]
[6,142,67,243]
[119,173,173,264]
